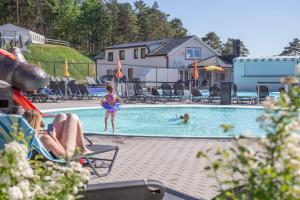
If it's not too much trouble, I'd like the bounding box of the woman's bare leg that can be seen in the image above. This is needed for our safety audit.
[111,112,116,134]
[59,114,79,157]
[52,113,67,141]
[75,119,93,154]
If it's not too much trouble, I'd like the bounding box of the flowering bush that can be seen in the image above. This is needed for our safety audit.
[198,78,300,200]
[0,141,89,200]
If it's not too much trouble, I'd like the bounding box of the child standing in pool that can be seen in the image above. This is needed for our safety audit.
[101,84,122,134]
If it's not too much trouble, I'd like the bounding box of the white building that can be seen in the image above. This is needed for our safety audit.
[95,35,224,86]
[234,56,300,91]
[0,23,45,44]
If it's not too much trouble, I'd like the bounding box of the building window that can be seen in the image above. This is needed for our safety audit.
[134,49,138,59]
[119,50,125,60]
[108,52,113,61]
[185,48,201,60]
[141,48,146,59]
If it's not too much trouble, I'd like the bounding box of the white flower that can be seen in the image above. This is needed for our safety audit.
[44,176,51,181]
[73,186,78,194]
[17,180,32,199]
[8,186,23,200]
[0,174,11,185]
[65,194,75,200]
[69,161,86,173]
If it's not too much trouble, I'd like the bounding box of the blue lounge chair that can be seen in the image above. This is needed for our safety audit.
[0,114,119,177]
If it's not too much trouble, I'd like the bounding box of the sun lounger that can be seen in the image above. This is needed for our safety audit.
[257,85,271,102]
[173,83,186,101]
[191,88,208,102]
[0,114,119,177]
[161,83,173,101]
[124,83,138,103]
[77,84,95,99]
[83,179,165,200]
[68,80,84,100]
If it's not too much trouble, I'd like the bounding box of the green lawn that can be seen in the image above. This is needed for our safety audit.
[24,44,95,82]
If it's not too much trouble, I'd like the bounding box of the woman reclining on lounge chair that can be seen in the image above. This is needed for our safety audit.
[23,109,92,159]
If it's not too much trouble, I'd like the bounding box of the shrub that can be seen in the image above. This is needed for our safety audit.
[198,78,300,200]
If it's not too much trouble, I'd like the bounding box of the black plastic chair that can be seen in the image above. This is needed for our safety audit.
[256,85,269,102]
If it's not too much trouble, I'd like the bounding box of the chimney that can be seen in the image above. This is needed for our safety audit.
[233,39,241,57]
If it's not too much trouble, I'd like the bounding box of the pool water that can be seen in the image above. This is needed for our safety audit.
[44,106,265,137]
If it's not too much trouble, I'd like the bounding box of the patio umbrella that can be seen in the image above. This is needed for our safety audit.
[116,57,123,95]
[63,59,69,99]
[202,65,224,72]
[116,57,123,81]
[193,59,199,80]
[64,59,70,77]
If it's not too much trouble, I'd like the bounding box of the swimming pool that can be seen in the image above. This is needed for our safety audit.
[44,106,265,137]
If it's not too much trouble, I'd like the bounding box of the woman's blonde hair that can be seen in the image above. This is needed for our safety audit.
[23,109,43,133]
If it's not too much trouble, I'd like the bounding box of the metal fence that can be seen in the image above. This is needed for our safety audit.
[26,58,95,81]
[45,38,70,46]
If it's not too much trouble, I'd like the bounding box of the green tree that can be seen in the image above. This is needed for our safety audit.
[201,32,222,52]
[170,18,187,38]
[79,0,112,55]
[222,38,250,56]
[107,1,138,44]
[280,38,300,55]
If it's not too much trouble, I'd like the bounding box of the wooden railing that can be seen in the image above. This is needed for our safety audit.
[45,38,70,46]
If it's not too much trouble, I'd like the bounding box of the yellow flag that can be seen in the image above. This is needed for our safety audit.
[64,59,70,77]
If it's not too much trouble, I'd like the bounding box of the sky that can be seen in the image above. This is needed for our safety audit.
[118,0,300,56]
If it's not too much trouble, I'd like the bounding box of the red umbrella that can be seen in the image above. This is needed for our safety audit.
[193,59,199,80]
[116,57,123,80]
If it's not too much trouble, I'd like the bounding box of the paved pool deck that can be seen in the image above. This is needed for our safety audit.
[35,100,258,200]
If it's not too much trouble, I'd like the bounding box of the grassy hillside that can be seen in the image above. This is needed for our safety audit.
[24,44,95,82]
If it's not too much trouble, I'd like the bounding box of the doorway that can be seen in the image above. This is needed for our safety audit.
[128,68,133,82]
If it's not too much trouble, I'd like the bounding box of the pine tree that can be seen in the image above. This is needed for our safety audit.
[222,38,250,56]
[280,38,300,55]
[201,32,222,52]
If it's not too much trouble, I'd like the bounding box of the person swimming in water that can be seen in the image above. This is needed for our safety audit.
[176,113,190,123]
[101,84,122,134]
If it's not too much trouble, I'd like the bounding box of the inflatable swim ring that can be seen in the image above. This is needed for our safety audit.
[102,101,121,112]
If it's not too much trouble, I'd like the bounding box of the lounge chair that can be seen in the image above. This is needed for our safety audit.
[77,84,95,100]
[208,86,221,103]
[124,83,138,103]
[256,85,271,102]
[83,179,165,200]
[86,76,103,88]
[68,80,84,100]
[151,88,165,102]
[0,114,119,177]
[161,83,173,101]
[191,88,208,102]
[173,83,185,101]
[34,87,60,103]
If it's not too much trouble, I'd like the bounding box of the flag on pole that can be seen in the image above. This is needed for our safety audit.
[116,57,123,80]
[64,59,70,77]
